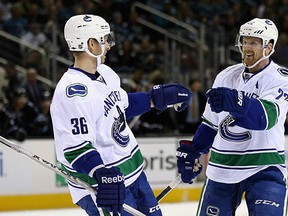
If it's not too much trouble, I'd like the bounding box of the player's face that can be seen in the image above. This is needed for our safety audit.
[101,35,111,63]
[241,36,263,67]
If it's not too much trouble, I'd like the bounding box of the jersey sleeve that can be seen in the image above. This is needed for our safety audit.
[235,78,288,130]
[191,122,217,154]
[125,92,151,119]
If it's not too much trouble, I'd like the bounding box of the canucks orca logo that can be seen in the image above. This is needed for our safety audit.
[83,15,92,22]
[277,68,288,77]
[265,19,273,25]
[111,105,130,147]
[206,205,220,216]
[66,83,88,97]
[219,115,251,142]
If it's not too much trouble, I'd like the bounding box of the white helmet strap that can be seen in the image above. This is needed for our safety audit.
[242,47,274,69]
[84,43,106,67]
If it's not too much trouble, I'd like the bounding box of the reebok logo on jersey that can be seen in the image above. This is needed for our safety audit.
[66,83,88,97]
[101,175,125,184]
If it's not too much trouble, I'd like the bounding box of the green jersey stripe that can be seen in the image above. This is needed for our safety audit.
[210,150,285,166]
[260,99,278,129]
[61,164,97,186]
[202,117,218,130]
[64,141,94,164]
[61,149,144,186]
[118,149,144,175]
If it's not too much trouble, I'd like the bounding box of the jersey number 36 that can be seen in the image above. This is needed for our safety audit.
[71,117,88,135]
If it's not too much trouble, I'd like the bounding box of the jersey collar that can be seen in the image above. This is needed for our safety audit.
[242,59,272,83]
[68,66,106,84]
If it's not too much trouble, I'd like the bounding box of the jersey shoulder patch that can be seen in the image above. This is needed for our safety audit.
[66,83,88,97]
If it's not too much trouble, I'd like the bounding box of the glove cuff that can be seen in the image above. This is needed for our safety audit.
[179,144,201,159]
[230,91,251,118]
[179,140,202,158]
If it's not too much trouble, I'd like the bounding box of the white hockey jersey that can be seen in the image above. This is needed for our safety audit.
[203,61,288,183]
[50,64,144,203]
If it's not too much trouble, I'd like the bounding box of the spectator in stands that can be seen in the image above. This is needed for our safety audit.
[110,11,129,45]
[23,67,45,110]
[0,96,26,141]
[21,22,49,49]
[0,97,12,136]
[121,67,148,93]
[0,66,8,100]
[0,0,12,21]
[112,40,137,73]
[9,88,49,137]
[39,90,54,137]
[24,50,45,74]
[25,3,47,25]
[273,33,288,66]
[3,3,27,37]
[2,62,24,104]
[127,11,144,42]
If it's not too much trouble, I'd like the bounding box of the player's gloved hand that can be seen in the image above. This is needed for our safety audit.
[206,87,250,118]
[176,140,203,184]
[93,167,125,215]
[149,84,192,113]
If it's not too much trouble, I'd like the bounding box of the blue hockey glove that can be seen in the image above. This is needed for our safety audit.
[176,140,203,184]
[93,167,125,215]
[206,87,250,118]
[149,84,192,113]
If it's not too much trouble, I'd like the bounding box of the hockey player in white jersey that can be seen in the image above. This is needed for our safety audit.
[50,14,191,216]
[176,18,288,215]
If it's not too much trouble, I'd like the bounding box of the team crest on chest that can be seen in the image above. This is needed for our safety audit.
[66,83,88,97]
[111,105,130,147]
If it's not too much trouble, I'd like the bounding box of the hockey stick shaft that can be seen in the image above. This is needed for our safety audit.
[0,136,145,216]
[156,174,182,202]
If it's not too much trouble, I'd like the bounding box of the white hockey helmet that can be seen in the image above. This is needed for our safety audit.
[235,18,278,68]
[64,14,115,52]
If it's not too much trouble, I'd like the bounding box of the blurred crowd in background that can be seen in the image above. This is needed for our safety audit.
[1,0,288,141]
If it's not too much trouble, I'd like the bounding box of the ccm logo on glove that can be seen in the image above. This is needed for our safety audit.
[101,175,125,183]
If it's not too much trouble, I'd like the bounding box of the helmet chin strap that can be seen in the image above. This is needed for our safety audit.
[84,44,106,68]
[242,48,274,69]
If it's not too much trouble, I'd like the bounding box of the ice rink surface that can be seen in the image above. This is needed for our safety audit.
[0,201,248,215]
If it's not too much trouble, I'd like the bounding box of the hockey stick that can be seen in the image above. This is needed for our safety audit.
[156,174,182,202]
[0,136,145,216]
[156,161,202,202]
